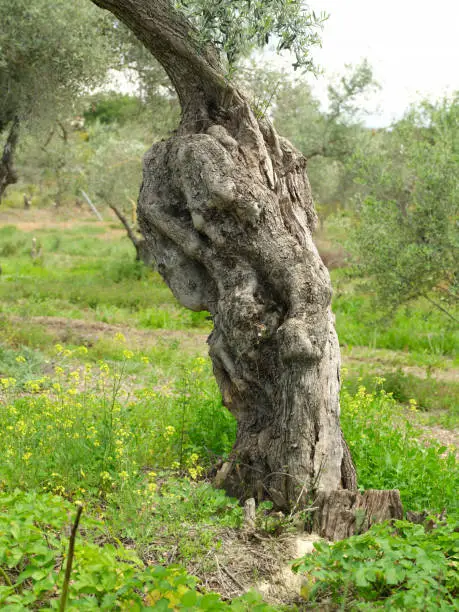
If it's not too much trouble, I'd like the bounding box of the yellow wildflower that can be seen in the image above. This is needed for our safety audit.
[163,425,176,438]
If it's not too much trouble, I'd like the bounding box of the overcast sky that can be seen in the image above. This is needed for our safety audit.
[305,0,459,126]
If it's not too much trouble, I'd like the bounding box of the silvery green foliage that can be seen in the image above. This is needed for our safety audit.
[245,61,377,205]
[0,0,114,129]
[349,94,459,317]
[175,0,327,72]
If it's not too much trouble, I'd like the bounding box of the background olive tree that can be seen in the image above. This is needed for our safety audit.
[0,0,116,198]
[347,94,458,322]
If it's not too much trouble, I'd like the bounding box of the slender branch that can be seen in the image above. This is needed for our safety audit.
[109,203,140,247]
[59,504,83,612]
[42,127,56,150]
[437,285,459,302]
[218,560,246,591]
[422,294,458,324]
[57,120,68,143]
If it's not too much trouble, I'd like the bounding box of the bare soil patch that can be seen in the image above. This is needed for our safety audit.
[0,206,125,239]
[191,529,319,606]
[415,423,458,459]
[11,315,208,353]
[342,345,458,383]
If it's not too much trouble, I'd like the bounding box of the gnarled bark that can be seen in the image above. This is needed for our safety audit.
[137,119,357,507]
[91,0,373,513]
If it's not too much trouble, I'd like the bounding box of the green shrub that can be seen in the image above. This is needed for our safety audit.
[0,226,28,257]
[102,258,149,283]
[344,369,459,420]
[333,291,458,355]
[83,93,147,125]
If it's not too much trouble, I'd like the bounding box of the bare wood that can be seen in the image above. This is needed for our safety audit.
[220,563,246,591]
[80,190,103,221]
[109,202,154,265]
[109,203,140,247]
[313,489,403,541]
[59,504,83,612]
[243,498,256,531]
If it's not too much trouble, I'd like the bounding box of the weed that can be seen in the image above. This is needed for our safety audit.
[0,490,270,610]
[344,369,458,425]
[341,383,458,514]
[0,212,457,609]
[293,518,459,610]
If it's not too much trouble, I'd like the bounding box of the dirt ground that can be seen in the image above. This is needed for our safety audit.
[188,527,320,607]
[0,206,125,237]
[13,315,208,354]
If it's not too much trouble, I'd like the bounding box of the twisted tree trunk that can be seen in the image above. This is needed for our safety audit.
[91,0,401,527]
[138,122,357,507]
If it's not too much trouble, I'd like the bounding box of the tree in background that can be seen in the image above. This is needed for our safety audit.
[348,94,458,322]
[273,60,378,209]
[90,0,402,533]
[0,0,116,199]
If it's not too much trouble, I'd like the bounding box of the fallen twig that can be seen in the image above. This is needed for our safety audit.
[59,504,83,612]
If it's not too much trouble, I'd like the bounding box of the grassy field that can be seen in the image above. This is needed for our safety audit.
[0,204,457,610]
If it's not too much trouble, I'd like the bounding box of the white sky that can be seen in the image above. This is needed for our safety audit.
[306,0,459,126]
[108,0,458,128]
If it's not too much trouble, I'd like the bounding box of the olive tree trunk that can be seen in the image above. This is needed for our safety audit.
[91,0,402,529]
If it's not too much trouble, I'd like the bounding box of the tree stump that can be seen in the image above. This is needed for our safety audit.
[313,489,403,541]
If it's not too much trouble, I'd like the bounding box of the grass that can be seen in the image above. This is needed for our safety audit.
[0,340,457,609]
[343,369,459,427]
[293,519,459,610]
[0,490,271,610]
[0,224,211,330]
[0,206,457,609]
[332,277,458,357]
